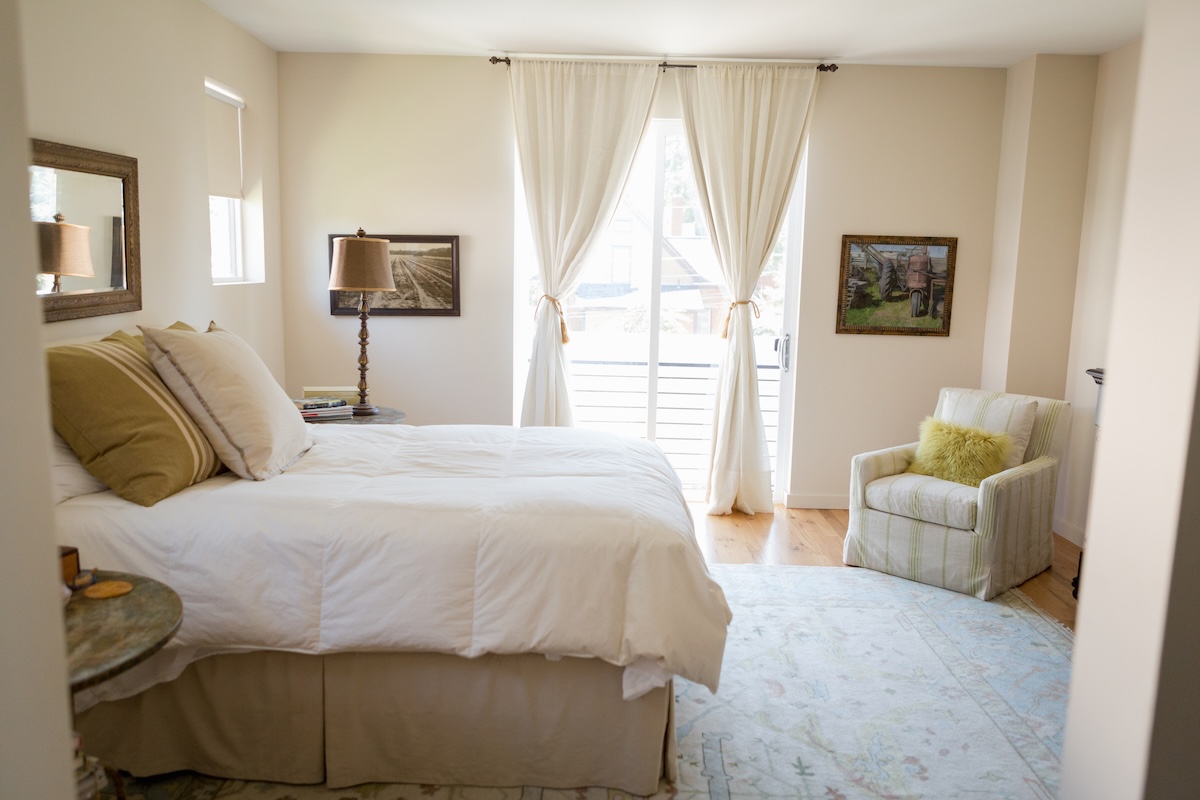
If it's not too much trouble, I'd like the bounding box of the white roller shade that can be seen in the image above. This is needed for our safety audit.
[205,87,242,198]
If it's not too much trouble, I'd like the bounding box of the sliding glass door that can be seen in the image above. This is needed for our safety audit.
[516,119,797,501]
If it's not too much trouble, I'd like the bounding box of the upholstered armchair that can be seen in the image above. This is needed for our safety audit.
[843,388,1071,600]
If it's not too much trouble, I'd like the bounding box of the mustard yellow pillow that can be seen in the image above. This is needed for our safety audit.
[46,323,223,506]
[907,417,1013,487]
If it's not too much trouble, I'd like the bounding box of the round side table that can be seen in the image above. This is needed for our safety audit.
[64,570,182,798]
[64,570,183,693]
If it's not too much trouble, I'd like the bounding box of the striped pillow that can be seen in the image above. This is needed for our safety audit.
[47,325,222,506]
[142,323,312,481]
[935,389,1037,470]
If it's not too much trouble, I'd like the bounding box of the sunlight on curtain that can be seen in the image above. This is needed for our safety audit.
[677,64,819,514]
[509,59,660,426]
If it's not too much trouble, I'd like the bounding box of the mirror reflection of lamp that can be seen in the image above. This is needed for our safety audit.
[37,212,94,293]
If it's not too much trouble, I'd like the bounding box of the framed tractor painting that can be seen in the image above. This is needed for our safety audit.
[835,234,957,336]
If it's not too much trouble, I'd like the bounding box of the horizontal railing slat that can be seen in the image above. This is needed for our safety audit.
[567,357,781,496]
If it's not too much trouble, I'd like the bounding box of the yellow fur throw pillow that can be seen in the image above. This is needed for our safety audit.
[907,417,1014,487]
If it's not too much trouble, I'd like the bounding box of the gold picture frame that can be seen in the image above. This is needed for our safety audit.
[31,139,141,322]
[835,234,956,336]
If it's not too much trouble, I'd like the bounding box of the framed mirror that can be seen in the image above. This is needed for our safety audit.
[30,139,141,322]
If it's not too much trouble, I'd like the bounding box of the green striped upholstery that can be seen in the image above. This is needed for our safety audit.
[844,388,1070,600]
[865,473,980,529]
[934,388,1038,470]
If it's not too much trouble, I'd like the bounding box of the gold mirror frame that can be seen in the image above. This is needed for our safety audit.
[31,139,141,322]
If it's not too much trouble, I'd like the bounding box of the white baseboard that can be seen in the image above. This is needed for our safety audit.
[1055,516,1086,548]
[785,494,850,510]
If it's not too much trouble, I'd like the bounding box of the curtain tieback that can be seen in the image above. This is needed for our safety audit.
[536,294,570,344]
[721,299,760,339]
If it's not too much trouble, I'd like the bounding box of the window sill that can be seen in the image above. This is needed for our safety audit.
[212,279,265,287]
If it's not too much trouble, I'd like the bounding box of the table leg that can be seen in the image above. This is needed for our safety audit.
[105,767,126,799]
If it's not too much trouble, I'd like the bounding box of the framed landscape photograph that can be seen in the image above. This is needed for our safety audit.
[329,234,460,316]
[835,234,957,336]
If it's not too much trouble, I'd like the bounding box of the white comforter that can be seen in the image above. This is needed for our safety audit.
[59,424,731,708]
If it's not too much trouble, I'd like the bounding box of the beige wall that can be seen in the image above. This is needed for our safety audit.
[981,55,1097,399]
[1062,0,1200,794]
[1057,41,1141,546]
[0,0,74,795]
[787,64,1006,507]
[1005,57,1097,398]
[19,0,285,377]
[978,57,1034,392]
[277,55,514,425]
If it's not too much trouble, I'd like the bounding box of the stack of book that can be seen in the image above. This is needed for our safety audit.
[73,731,107,799]
[293,396,353,421]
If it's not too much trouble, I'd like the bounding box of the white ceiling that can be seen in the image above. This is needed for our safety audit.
[200,0,1147,68]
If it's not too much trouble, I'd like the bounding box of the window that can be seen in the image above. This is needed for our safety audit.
[29,165,57,293]
[205,79,245,283]
[515,119,794,499]
[208,196,243,283]
[610,245,632,284]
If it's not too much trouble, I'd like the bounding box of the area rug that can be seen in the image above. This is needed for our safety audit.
[99,565,1072,800]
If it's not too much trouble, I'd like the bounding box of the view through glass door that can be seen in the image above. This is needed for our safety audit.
[518,119,791,501]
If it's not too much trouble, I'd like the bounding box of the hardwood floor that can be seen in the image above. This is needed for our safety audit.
[691,504,1081,631]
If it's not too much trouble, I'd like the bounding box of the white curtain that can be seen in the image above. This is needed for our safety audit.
[510,60,660,426]
[678,64,819,514]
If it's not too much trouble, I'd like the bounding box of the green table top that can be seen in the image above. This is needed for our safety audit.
[63,570,183,693]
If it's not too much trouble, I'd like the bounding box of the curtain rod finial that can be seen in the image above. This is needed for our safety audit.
[489,56,511,66]
[817,63,838,72]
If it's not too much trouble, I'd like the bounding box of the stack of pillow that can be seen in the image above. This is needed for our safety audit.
[47,323,312,506]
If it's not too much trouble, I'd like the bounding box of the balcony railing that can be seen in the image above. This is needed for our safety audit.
[571,359,780,499]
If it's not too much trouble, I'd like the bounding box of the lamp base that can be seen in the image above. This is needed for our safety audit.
[352,404,380,416]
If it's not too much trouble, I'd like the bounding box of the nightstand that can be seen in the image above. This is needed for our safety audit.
[64,570,182,798]
[309,406,407,425]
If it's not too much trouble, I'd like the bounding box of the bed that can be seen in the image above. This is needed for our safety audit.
[56,419,730,793]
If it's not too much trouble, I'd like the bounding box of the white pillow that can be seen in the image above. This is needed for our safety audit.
[50,433,109,503]
[141,323,312,480]
[935,389,1038,471]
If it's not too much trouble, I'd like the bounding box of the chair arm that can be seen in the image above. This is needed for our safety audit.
[849,443,918,510]
[975,456,1060,540]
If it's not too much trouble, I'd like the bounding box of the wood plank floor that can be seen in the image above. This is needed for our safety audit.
[691,504,1081,631]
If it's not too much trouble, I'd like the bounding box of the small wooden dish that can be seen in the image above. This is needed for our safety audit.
[83,580,134,599]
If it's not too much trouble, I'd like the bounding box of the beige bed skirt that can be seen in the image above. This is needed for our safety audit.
[76,649,678,794]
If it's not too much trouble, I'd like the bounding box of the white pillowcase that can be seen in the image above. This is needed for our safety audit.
[935,388,1038,471]
[141,323,312,480]
[50,433,109,503]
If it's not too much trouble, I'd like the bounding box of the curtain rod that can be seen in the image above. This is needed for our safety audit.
[488,56,837,72]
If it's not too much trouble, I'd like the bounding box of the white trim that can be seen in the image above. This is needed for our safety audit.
[644,123,669,442]
[204,78,245,109]
[785,493,849,509]
[1054,515,1086,547]
[772,148,806,505]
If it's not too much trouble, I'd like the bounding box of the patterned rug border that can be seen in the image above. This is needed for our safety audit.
[710,562,1075,640]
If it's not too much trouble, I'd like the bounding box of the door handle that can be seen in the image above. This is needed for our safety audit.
[774,333,791,372]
